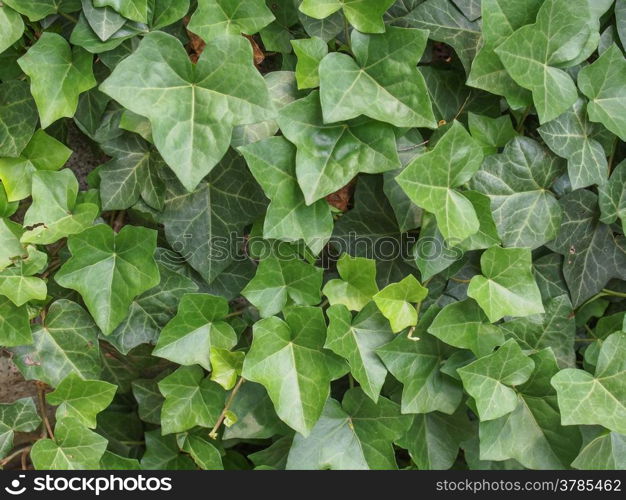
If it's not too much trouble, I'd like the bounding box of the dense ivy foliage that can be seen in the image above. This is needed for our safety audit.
[0,0,625,471]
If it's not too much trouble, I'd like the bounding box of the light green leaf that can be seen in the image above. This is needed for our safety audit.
[18,33,96,128]
[376,309,463,414]
[240,135,333,254]
[31,417,108,470]
[468,247,544,322]
[299,0,394,33]
[93,0,148,22]
[318,27,436,128]
[0,398,41,458]
[177,432,223,470]
[323,254,378,311]
[0,129,72,202]
[11,300,101,387]
[0,218,24,271]
[153,293,237,371]
[286,388,410,469]
[458,339,535,421]
[55,224,160,335]
[158,365,225,435]
[242,255,323,318]
[552,332,626,434]
[0,4,24,54]
[470,137,564,249]
[578,44,626,142]
[429,299,504,357]
[277,91,400,205]
[291,37,328,89]
[599,159,626,233]
[372,274,427,333]
[188,0,275,40]
[0,245,47,306]
[242,306,334,436]
[572,430,626,470]
[0,296,30,347]
[100,31,274,191]
[210,348,244,390]
[325,303,393,402]
[46,373,117,428]
[3,0,81,21]
[396,121,484,242]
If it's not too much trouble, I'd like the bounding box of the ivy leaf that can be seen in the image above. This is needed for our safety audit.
[495,0,602,123]
[242,306,334,436]
[81,0,126,42]
[538,98,614,190]
[318,27,435,128]
[107,256,198,354]
[158,365,225,435]
[188,0,275,40]
[468,247,545,322]
[3,0,81,21]
[396,408,474,471]
[0,80,38,159]
[0,4,24,54]
[100,452,141,470]
[240,135,333,254]
[0,245,47,306]
[468,113,518,156]
[242,255,323,318]
[470,137,565,249]
[131,378,164,425]
[377,309,463,414]
[0,398,41,458]
[153,293,237,371]
[323,254,378,311]
[299,0,394,33]
[552,332,626,434]
[21,170,99,245]
[291,37,328,89]
[11,300,101,387]
[404,0,481,74]
[286,388,410,470]
[396,121,484,243]
[0,129,72,202]
[177,431,223,470]
[18,33,96,128]
[325,303,393,402]
[599,160,626,233]
[93,0,148,23]
[160,150,266,284]
[31,417,108,470]
[0,296,30,347]
[55,224,160,335]
[578,44,626,142]
[46,373,117,428]
[100,31,274,191]
[210,348,244,390]
[572,430,626,470]
[277,91,400,205]
[458,339,535,421]
[0,218,24,271]
[372,274,427,333]
[428,299,504,357]
[547,190,626,306]
[478,349,582,469]
[467,0,541,109]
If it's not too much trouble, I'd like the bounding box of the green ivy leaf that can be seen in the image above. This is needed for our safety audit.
[210,348,244,390]
[572,430,626,470]
[153,293,237,371]
[31,417,108,470]
[240,135,333,254]
[158,365,225,435]
[468,113,518,156]
[299,0,394,33]
[0,4,24,54]
[0,398,41,458]
[372,274,427,333]
[318,27,435,128]
[18,33,96,128]
[552,332,626,434]
[242,306,334,436]
[0,218,24,271]
[286,388,410,469]
[177,431,223,470]
[0,245,47,306]
[323,254,378,311]
[458,339,535,421]
[291,37,328,89]
[3,0,81,21]
[188,0,275,40]
[47,373,117,428]
[470,137,565,249]
[396,121,484,243]
[100,31,274,191]
[277,91,400,205]
[0,296,30,347]
[325,303,393,402]
[599,159,626,233]
[81,0,126,42]
[0,80,38,159]
[55,224,160,334]
[93,0,148,23]
[578,44,626,142]
[468,247,544,322]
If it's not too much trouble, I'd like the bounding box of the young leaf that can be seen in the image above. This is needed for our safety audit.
[188,0,275,40]
[0,245,47,306]
[55,224,160,334]
[291,37,328,89]
[100,31,274,191]
[372,274,427,333]
[322,254,378,311]
[299,0,394,33]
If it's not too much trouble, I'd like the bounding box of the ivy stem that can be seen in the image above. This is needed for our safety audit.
[343,16,351,51]
[209,377,245,440]
[515,106,532,133]
[36,382,54,440]
[0,446,31,468]
[602,288,626,299]
[224,309,246,319]
[608,136,618,174]
[58,12,78,23]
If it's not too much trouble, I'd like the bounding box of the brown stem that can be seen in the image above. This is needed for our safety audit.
[0,446,31,468]
[21,448,29,470]
[209,377,245,439]
[36,382,54,440]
